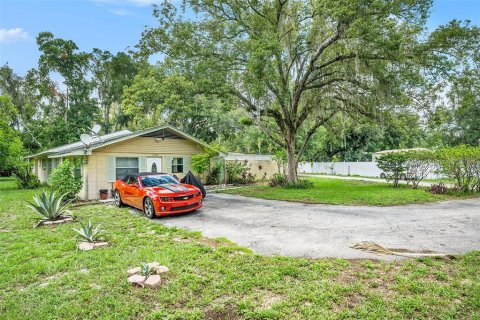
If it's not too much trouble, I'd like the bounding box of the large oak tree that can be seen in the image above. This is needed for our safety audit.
[139,0,445,182]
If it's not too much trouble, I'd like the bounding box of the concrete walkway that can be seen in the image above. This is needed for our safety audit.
[152,193,480,260]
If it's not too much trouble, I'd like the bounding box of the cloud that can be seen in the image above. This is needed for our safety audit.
[108,8,134,16]
[0,28,29,43]
[92,0,166,7]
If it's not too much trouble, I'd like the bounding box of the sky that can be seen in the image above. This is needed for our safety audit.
[1,0,480,75]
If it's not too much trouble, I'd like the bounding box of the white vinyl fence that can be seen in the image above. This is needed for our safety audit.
[298,162,382,177]
[298,161,445,179]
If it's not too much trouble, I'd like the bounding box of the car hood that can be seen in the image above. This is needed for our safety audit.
[145,184,197,195]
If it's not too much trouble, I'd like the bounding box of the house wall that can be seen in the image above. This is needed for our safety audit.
[237,159,280,181]
[82,137,204,200]
[220,159,281,182]
[35,157,54,183]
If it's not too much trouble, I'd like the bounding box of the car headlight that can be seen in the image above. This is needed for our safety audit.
[160,197,173,202]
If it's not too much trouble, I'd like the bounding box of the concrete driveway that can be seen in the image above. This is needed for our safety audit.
[152,193,480,260]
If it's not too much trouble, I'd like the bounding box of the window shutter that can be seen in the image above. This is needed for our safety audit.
[165,157,172,173]
[139,156,147,172]
[183,156,190,173]
[107,156,116,182]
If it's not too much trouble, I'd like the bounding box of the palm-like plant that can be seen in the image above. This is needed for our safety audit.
[72,220,103,243]
[27,190,71,222]
[140,263,154,277]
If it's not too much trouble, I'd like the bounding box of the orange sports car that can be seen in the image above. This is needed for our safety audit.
[113,172,203,218]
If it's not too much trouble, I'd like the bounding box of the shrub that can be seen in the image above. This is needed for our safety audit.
[48,159,83,200]
[269,173,313,189]
[226,161,255,184]
[27,190,71,222]
[377,152,409,187]
[436,145,480,193]
[14,164,41,189]
[72,219,103,243]
[206,161,222,185]
[285,179,314,189]
[430,183,449,194]
[191,150,217,175]
[403,150,437,189]
[269,173,288,187]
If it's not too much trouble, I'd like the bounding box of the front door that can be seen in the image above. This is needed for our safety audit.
[146,157,162,173]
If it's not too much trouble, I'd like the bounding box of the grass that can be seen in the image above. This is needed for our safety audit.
[1,176,479,319]
[219,177,467,206]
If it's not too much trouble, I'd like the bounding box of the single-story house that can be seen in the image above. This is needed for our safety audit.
[28,125,215,200]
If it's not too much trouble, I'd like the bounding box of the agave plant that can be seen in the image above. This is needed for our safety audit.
[140,263,154,277]
[27,190,71,222]
[72,220,103,243]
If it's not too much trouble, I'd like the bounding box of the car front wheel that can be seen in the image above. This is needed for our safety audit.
[114,190,123,207]
[143,197,156,219]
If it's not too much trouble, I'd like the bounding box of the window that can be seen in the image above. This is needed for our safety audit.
[115,157,139,180]
[171,158,183,173]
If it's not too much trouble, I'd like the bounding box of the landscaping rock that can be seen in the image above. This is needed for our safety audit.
[144,275,161,288]
[127,267,141,276]
[93,242,109,248]
[155,266,169,274]
[147,261,160,269]
[127,274,146,287]
[77,242,95,251]
[40,216,74,226]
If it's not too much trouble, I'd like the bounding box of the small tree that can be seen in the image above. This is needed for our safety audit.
[48,159,83,200]
[436,146,480,193]
[377,153,408,187]
[404,151,436,189]
[191,152,213,176]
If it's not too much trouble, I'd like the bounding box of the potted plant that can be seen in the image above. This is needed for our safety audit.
[99,189,109,200]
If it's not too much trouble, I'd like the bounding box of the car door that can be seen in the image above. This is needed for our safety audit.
[123,176,138,205]
[130,177,144,209]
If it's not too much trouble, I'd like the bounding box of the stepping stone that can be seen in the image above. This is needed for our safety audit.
[127,267,141,276]
[144,275,161,288]
[78,242,95,251]
[155,266,169,274]
[93,242,109,248]
[128,275,146,287]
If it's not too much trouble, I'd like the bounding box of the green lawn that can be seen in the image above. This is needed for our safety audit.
[1,177,479,319]
[219,177,465,206]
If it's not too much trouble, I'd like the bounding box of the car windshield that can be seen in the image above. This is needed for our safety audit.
[141,175,179,187]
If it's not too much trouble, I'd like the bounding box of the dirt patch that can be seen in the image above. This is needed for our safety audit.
[261,292,284,308]
[204,305,240,320]
[196,237,218,248]
[388,248,437,254]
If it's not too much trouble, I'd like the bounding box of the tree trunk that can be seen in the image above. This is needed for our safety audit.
[285,135,298,183]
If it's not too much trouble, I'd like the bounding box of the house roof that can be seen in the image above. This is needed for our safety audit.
[27,125,216,159]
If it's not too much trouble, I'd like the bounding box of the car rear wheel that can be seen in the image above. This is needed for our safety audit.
[114,190,123,207]
[143,197,156,219]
